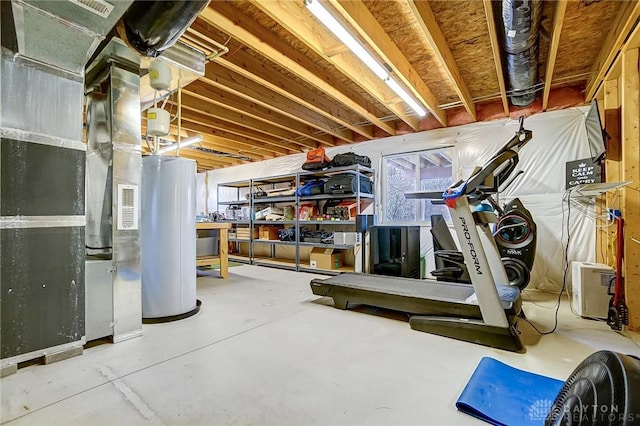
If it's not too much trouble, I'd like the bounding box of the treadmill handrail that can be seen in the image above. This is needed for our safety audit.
[444,118,532,206]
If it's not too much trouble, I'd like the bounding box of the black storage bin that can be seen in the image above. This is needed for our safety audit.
[324,172,372,194]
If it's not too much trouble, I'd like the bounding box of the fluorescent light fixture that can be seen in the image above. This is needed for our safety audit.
[157,135,203,154]
[305,0,426,117]
[305,0,387,80]
[385,78,426,117]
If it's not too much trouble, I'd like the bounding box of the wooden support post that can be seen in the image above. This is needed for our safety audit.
[597,79,622,266]
[621,47,640,331]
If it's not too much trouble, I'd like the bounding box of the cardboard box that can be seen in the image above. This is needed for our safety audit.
[258,226,282,240]
[236,228,258,239]
[254,207,284,220]
[309,247,343,270]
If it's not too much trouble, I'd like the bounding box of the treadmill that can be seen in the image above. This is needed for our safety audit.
[310,118,533,353]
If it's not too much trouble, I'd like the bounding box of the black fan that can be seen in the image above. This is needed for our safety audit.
[545,351,640,425]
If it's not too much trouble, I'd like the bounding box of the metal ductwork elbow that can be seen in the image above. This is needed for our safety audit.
[121,0,210,58]
[499,0,542,107]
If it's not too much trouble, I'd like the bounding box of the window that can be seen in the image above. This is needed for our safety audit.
[383,148,454,224]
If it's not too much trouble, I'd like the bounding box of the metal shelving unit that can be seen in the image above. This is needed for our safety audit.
[217,165,374,274]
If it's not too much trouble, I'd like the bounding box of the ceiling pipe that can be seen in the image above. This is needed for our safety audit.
[499,0,543,107]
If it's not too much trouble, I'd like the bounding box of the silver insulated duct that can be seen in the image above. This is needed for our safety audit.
[500,0,542,106]
[85,39,143,343]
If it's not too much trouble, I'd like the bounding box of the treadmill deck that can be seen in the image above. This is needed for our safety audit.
[310,272,521,319]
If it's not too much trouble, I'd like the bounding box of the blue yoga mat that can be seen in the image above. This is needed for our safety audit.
[456,357,564,426]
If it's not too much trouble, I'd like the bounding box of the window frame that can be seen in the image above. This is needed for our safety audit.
[381,146,455,225]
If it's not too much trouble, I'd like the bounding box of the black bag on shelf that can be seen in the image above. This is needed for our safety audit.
[302,230,333,244]
[278,227,296,241]
[253,187,267,198]
[329,152,371,168]
[324,173,373,194]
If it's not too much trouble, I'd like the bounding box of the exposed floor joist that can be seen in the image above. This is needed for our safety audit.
[160,0,626,171]
[142,122,271,161]
[252,0,420,131]
[585,0,640,100]
[175,104,303,154]
[188,81,334,147]
[482,0,509,116]
[180,90,318,149]
[210,50,376,140]
[201,62,355,143]
[407,0,476,121]
[329,0,446,126]
[542,0,568,111]
[198,2,397,136]
[174,119,288,158]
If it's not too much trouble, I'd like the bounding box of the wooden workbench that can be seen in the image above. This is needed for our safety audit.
[196,222,231,279]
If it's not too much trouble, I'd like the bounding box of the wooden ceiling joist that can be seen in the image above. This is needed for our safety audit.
[177,155,241,169]
[199,2,397,136]
[180,90,317,149]
[175,114,300,156]
[212,54,376,140]
[201,61,355,143]
[175,118,290,158]
[542,0,568,111]
[162,0,623,171]
[142,141,247,169]
[252,0,420,131]
[329,0,446,126]
[407,0,476,121]
[176,107,298,156]
[142,122,269,162]
[482,0,509,116]
[585,0,640,100]
[188,81,335,147]
[174,105,299,154]
[144,113,289,158]
[177,149,247,166]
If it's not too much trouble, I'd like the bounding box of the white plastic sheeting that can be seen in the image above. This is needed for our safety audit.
[455,109,595,291]
[197,108,596,291]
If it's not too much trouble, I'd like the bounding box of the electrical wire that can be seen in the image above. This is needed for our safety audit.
[521,191,571,334]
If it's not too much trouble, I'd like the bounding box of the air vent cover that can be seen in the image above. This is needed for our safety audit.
[67,0,113,18]
[117,184,139,231]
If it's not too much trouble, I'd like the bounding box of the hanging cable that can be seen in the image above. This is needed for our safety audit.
[522,191,571,335]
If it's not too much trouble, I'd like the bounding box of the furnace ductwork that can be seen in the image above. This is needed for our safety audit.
[122,0,210,57]
[500,0,542,107]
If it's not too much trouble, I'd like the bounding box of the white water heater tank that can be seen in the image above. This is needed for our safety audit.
[141,156,197,320]
[146,107,170,136]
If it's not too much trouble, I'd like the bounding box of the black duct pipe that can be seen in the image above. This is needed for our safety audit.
[122,0,210,58]
[500,0,542,106]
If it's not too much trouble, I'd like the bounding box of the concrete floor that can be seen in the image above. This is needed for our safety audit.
[1,265,639,425]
